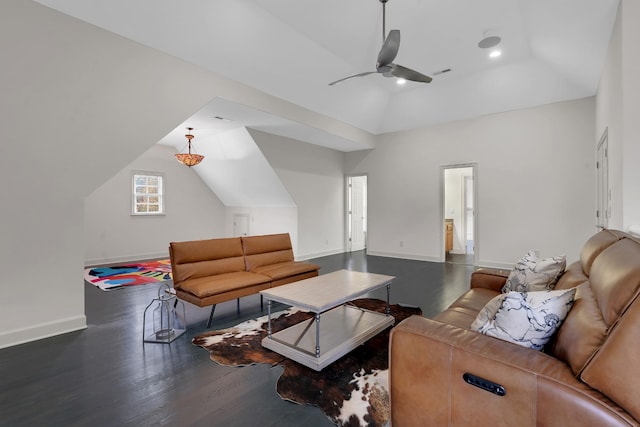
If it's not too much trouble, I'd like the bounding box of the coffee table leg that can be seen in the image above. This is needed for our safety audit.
[386,283,391,315]
[267,299,272,337]
[315,313,321,358]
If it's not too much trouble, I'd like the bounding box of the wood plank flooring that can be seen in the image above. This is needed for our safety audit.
[0,251,473,427]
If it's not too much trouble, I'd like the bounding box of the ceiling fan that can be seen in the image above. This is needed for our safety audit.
[329,0,432,86]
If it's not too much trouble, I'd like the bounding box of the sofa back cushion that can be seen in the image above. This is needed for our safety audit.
[553,261,589,290]
[579,229,625,276]
[548,236,640,379]
[580,294,640,422]
[169,237,245,287]
[242,233,294,272]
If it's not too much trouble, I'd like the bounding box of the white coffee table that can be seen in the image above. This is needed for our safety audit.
[260,269,395,371]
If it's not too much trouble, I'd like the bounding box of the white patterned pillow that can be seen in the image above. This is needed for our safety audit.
[501,251,566,293]
[474,288,577,351]
[470,293,506,331]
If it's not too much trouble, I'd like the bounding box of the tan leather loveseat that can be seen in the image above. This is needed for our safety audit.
[169,233,319,327]
[389,229,640,426]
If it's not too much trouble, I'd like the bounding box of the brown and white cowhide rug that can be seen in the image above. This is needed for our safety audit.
[192,298,421,427]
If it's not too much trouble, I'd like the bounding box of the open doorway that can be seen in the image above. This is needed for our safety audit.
[442,164,477,265]
[346,175,367,252]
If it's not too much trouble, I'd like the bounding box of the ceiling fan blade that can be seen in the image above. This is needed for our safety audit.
[328,71,376,86]
[377,29,400,68]
[391,64,433,83]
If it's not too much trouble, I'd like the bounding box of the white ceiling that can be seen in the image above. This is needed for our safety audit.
[36,0,619,150]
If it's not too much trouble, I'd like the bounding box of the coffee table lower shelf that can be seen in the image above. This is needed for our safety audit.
[262,304,394,371]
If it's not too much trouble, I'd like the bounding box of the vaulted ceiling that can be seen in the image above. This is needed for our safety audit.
[36,0,619,149]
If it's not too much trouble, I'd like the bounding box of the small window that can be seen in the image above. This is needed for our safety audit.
[132,172,164,215]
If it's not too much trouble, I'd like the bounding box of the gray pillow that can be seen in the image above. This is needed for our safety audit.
[502,251,566,293]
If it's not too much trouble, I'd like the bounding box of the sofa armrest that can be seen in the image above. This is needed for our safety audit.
[470,267,509,291]
[389,316,632,427]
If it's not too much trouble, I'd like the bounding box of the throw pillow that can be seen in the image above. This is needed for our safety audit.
[470,293,507,331]
[474,288,577,351]
[501,251,566,293]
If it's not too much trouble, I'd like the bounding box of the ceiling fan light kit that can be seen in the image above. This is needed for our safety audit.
[328,0,433,86]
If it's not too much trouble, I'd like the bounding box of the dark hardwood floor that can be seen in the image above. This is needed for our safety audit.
[0,251,473,427]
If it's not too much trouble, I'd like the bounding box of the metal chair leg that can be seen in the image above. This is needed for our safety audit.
[206,304,216,328]
[261,294,264,310]
[237,298,240,314]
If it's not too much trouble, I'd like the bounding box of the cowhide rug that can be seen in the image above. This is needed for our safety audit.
[192,298,421,427]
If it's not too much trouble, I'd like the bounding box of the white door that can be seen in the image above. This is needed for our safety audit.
[348,176,367,251]
[233,213,250,236]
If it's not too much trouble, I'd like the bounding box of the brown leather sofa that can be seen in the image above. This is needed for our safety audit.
[169,233,319,327]
[389,229,640,426]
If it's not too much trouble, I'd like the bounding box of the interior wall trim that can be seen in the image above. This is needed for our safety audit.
[0,315,87,350]
[85,251,170,267]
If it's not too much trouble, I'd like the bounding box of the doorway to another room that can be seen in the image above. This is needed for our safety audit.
[443,165,476,266]
[346,175,367,252]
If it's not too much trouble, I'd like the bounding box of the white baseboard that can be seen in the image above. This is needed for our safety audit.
[367,250,441,263]
[0,315,87,349]
[85,251,169,267]
[476,260,514,269]
[296,248,345,261]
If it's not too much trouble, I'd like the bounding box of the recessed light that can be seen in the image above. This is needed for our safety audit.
[478,35,501,49]
[489,50,502,58]
[396,78,407,85]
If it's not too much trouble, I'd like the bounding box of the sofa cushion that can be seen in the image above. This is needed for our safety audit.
[502,251,566,293]
[587,238,640,326]
[435,288,499,329]
[251,261,320,280]
[170,237,243,264]
[554,261,589,290]
[580,293,640,422]
[470,293,507,331]
[170,237,246,286]
[242,233,295,271]
[579,229,625,276]
[546,282,607,376]
[473,288,577,351]
[178,271,271,298]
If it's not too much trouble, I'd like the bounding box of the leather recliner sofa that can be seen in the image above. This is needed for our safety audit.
[389,229,640,426]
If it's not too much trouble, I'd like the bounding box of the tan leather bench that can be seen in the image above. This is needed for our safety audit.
[169,233,320,327]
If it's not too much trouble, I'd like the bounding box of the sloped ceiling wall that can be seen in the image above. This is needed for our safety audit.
[161,127,295,207]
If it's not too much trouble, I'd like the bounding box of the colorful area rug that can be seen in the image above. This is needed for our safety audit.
[84,259,172,291]
[193,298,421,427]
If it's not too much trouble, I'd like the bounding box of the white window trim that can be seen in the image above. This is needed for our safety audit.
[131,171,165,216]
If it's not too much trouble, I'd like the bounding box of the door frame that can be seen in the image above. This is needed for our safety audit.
[440,163,478,265]
[345,174,368,252]
[596,128,609,229]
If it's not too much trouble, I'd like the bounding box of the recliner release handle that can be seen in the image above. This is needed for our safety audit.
[463,372,506,396]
